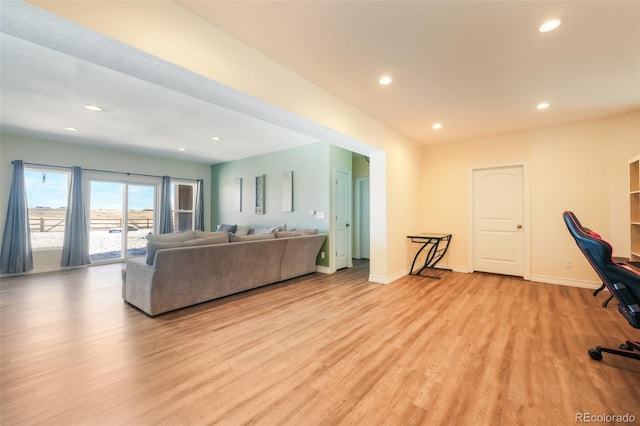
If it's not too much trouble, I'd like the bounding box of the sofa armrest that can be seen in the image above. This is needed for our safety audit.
[280,234,326,280]
[124,258,156,315]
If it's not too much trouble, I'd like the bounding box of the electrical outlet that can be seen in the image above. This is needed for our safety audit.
[563,259,572,268]
[320,252,325,259]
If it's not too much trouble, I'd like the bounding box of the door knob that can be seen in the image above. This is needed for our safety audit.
[517,224,522,229]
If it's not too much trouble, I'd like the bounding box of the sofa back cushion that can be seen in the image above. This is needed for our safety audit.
[146,233,229,265]
[216,224,238,233]
[275,231,304,238]
[230,233,276,242]
[146,231,195,243]
[194,231,229,239]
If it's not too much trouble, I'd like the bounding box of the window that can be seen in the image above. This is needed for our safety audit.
[171,182,196,232]
[24,168,69,249]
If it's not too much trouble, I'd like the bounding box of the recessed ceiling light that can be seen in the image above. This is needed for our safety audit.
[84,104,103,112]
[379,75,392,85]
[536,102,550,110]
[539,19,562,33]
[432,123,442,130]
[63,127,78,131]
[212,136,222,141]
[178,148,187,152]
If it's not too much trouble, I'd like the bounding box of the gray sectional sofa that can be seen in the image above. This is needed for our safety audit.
[123,231,326,316]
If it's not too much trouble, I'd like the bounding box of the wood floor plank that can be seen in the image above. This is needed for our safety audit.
[1,261,639,425]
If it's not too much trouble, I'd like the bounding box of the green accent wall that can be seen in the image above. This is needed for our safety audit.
[211,142,332,267]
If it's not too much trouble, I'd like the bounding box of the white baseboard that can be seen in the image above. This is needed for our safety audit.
[0,263,91,278]
[530,274,601,289]
[447,264,469,274]
[368,264,471,285]
[369,268,410,284]
[315,265,334,274]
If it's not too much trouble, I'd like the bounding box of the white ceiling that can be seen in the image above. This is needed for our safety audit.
[179,0,640,144]
[1,1,639,164]
[0,2,324,165]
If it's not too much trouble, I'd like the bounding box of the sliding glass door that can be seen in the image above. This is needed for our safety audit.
[89,181,124,262]
[89,180,155,262]
[127,185,154,257]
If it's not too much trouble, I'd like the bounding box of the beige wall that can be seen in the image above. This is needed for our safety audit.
[30,0,423,282]
[420,109,640,286]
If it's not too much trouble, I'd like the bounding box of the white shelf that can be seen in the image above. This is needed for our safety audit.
[631,156,640,259]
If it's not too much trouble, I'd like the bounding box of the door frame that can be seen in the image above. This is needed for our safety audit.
[467,162,531,280]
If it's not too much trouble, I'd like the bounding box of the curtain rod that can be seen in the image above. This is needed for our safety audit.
[11,161,200,182]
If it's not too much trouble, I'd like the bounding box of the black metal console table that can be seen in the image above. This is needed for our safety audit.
[407,233,452,278]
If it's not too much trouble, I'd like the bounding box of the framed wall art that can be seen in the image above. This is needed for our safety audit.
[233,178,242,212]
[255,174,265,215]
[282,170,293,212]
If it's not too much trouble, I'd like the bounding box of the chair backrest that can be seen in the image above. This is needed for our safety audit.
[563,211,640,329]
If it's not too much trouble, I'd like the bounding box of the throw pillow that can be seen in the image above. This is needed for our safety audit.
[230,233,276,242]
[145,231,195,243]
[251,226,277,235]
[234,225,250,236]
[216,224,238,233]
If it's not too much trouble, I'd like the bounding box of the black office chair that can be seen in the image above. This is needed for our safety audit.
[563,211,640,361]
[565,213,614,307]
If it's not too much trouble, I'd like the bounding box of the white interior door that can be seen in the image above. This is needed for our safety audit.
[359,178,370,259]
[335,170,351,270]
[473,166,524,276]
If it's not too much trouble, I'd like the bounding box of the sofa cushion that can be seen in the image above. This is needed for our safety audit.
[230,233,276,242]
[297,228,318,235]
[146,231,195,243]
[147,241,185,265]
[216,224,238,233]
[146,234,229,265]
[276,230,303,238]
[194,231,229,239]
[188,233,230,246]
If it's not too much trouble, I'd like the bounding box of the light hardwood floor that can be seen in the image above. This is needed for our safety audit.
[1,261,639,425]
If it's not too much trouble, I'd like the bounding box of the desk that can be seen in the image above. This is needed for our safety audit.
[407,233,452,278]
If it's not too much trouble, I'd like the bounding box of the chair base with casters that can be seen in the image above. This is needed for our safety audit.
[563,211,640,363]
[588,340,640,361]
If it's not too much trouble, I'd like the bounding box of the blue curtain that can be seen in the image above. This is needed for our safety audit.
[194,179,204,231]
[61,166,90,267]
[1,160,33,273]
[159,176,174,234]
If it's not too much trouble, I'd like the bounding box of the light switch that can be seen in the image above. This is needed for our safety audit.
[316,211,325,219]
